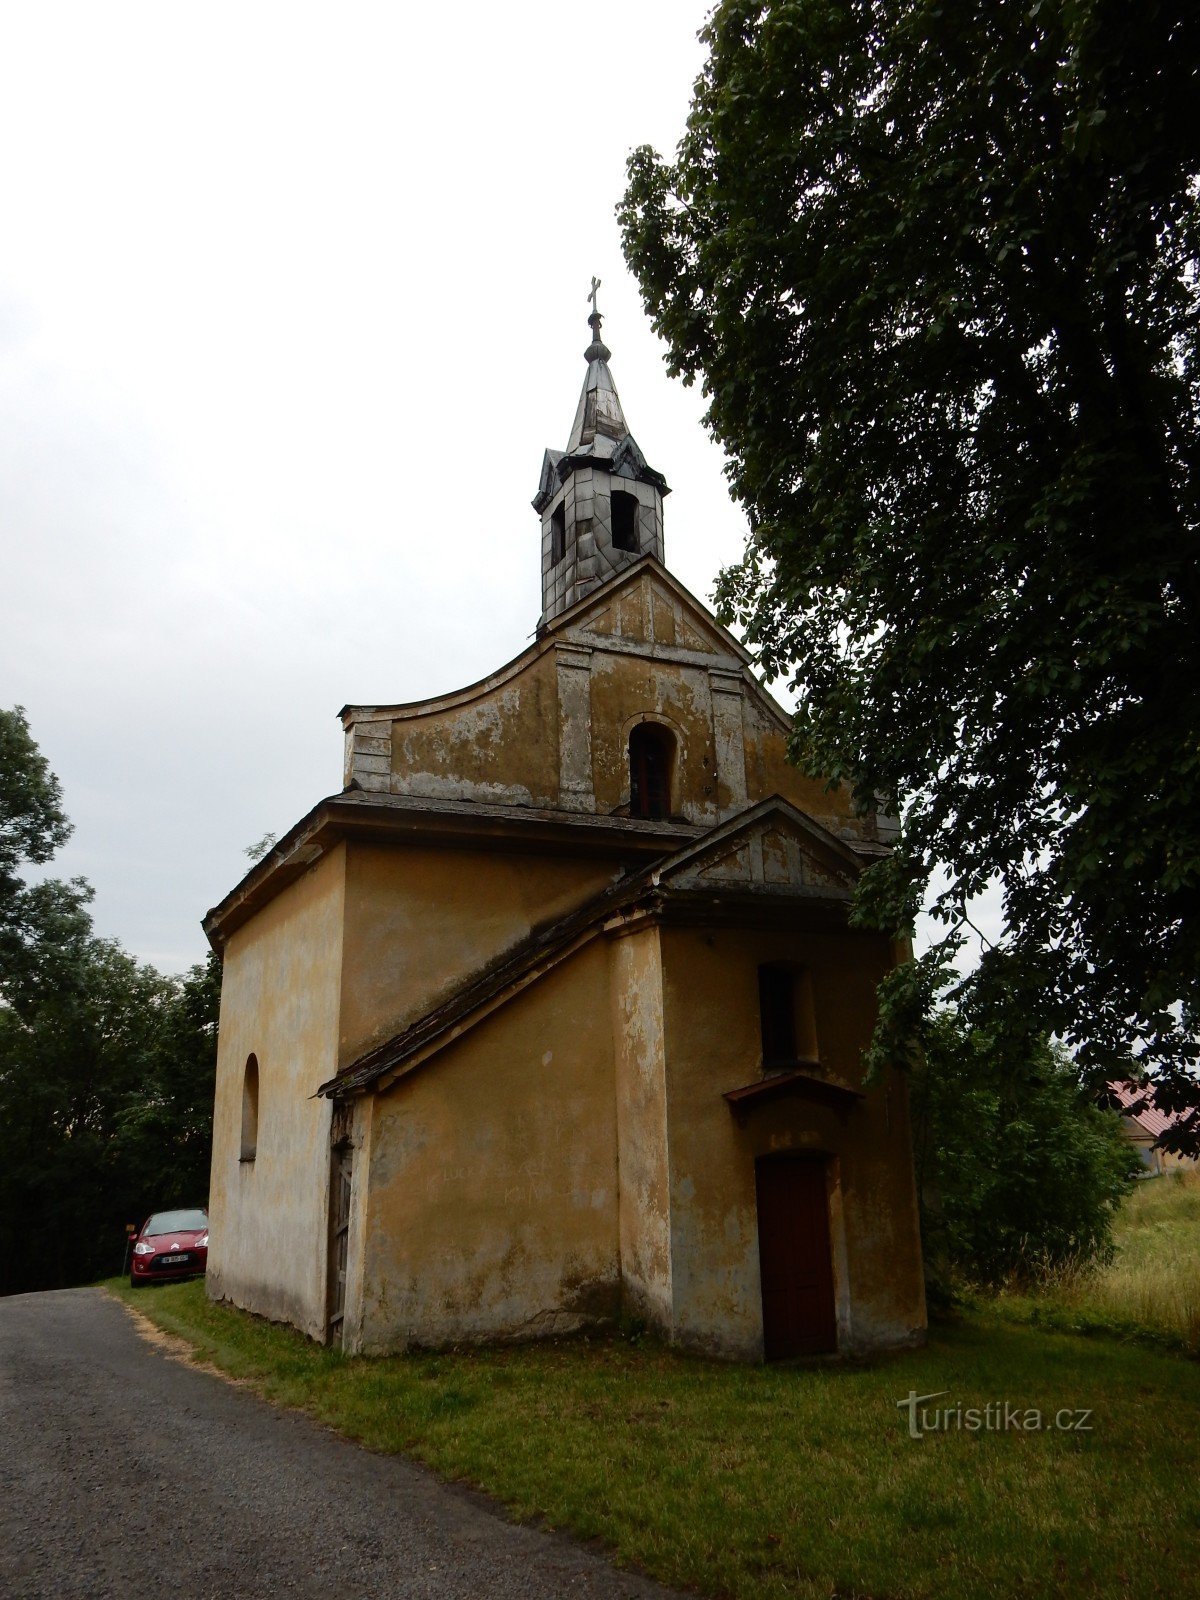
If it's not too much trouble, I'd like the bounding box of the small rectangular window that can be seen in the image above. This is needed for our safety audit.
[551,504,567,565]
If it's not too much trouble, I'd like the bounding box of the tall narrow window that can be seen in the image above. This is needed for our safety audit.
[758,968,797,1069]
[612,489,639,553]
[629,723,674,820]
[240,1054,259,1162]
[551,503,567,565]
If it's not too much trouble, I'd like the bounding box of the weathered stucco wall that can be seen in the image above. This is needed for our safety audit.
[337,842,618,1066]
[588,651,722,822]
[355,942,619,1353]
[570,565,724,658]
[566,568,864,832]
[740,696,864,836]
[382,652,560,806]
[351,906,924,1362]
[207,846,345,1340]
[610,925,673,1326]
[659,924,927,1359]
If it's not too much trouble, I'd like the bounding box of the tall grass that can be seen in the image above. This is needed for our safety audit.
[994,1169,1200,1353]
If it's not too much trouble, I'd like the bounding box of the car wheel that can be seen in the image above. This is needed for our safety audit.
[130,1274,142,1289]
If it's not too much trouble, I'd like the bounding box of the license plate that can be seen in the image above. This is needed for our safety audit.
[161,1253,187,1264]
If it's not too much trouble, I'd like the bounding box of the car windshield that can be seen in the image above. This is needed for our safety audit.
[144,1209,208,1235]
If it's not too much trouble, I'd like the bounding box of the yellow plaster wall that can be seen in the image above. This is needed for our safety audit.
[582,646,863,835]
[1121,1121,1198,1175]
[206,846,345,1340]
[610,926,673,1325]
[388,651,559,807]
[659,924,927,1359]
[356,941,619,1353]
[337,842,618,1065]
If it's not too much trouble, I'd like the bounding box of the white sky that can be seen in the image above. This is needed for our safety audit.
[1,3,1000,974]
[1,2,758,971]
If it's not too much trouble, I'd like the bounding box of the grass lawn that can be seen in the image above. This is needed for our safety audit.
[991,1170,1200,1354]
[107,1275,1199,1600]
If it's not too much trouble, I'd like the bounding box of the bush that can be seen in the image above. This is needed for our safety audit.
[911,1011,1138,1289]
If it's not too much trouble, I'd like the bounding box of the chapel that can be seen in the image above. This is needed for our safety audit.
[203,295,927,1360]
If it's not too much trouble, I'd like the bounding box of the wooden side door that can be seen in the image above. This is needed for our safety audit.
[756,1153,837,1359]
[327,1144,353,1343]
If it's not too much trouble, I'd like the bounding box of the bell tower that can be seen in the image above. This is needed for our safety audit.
[533,281,670,632]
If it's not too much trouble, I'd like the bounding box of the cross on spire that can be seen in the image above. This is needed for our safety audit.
[584,274,610,362]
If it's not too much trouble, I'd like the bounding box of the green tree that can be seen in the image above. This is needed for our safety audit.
[0,707,89,985]
[911,1011,1137,1289]
[620,1,1200,1143]
[113,952,221,1206]
[0,710,220,1294]
[0,706,70,881]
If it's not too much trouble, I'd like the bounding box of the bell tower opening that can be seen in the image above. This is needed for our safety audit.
[629,723,675,820]
[612,489,639,553]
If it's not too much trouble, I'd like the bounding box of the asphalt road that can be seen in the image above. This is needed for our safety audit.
[0,1288,682,1600]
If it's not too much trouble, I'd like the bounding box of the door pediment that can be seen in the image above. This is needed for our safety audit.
[653,799,862,897]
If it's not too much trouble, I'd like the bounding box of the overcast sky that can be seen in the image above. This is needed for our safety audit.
[2,3,1000,976]
[2,2,763,972]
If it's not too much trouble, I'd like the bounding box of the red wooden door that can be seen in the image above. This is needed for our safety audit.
[756,1154,837,1359]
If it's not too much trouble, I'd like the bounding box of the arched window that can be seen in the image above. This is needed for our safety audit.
[240,1054,259,1162]
[629,723,675,820]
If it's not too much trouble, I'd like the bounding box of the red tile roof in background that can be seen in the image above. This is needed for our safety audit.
[1108,1080,1195,1140]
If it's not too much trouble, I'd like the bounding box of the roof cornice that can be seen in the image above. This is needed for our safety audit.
[201,790,703,952]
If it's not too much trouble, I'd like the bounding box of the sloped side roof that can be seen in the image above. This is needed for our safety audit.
[316,796,868,1101]
[316,872,640,1099]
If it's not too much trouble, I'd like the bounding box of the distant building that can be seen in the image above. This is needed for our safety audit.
[202,299,927,1361]
[1108,1081,1199,1176]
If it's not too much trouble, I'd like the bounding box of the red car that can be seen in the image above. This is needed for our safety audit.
[129,1208,209,1287]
